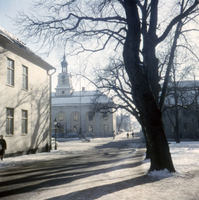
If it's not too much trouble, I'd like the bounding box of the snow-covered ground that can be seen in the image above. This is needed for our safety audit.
[1,133,199,200]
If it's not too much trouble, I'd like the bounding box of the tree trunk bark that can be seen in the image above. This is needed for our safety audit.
[123,0,175,172]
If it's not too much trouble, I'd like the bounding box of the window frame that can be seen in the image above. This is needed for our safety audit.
[88,112,95,121]
[58,113,64,121]
[22,65,28,90]
[102,112,108,120]
[184,123,189,132]
[73,113,78,121]
[171,124,175,133]
[88,125,93,132]
[6,108,14,135]
[21,110,28,134]
[62,75,65,84]
[7,58,14,86]
[73,125,78,132]
[104,124,108,133]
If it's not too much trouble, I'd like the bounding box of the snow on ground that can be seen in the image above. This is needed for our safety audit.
[1,133,199,200]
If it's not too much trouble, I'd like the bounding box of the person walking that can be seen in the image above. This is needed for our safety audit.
[113,133,115,139]
[0,135,7,161]
[92,133,94,139]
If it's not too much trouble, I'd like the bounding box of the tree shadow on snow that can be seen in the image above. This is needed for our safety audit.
[0,139,154,199]
[46,174,161,200]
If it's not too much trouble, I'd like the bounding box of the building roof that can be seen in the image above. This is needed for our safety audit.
[0,27,55,70]
[52,90,110,106]
[164,80,199,106]
[168,80,199,88]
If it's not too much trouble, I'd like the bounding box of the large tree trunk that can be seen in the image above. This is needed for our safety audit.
[123,0,175,172]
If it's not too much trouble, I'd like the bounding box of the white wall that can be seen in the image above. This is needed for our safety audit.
[0,42,51,155]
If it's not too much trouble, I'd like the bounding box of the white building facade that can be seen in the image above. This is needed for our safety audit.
[52,57,116,138]
[0,28,55,156]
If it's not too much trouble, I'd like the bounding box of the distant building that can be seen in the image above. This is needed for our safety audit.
[116,114,132,132]
[0,27,55,156]
[163,80,199,140]
[51,57,116,137]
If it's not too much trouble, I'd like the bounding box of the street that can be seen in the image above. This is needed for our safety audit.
[0,134,147,200]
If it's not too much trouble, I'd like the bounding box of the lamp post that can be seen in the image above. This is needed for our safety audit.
[54,118,57,150]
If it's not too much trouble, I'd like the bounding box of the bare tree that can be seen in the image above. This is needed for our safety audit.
[116,113,125,132]
[15,0,199,172]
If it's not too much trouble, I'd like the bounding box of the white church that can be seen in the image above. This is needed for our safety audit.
[51,56,116,138]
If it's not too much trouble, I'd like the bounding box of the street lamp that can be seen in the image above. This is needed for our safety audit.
[54,118,57,150]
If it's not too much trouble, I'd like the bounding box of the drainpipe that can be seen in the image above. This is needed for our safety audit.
[48,68,56,151]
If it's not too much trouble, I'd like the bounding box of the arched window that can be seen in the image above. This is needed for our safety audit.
[102,112,108,120]
[104,125,108,133]
[58,113,64,121]
[74,125,78,132]
[73,113,78,121]
[88,112,95,121]
[88,125,93,132]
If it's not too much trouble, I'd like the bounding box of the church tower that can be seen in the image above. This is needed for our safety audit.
[55,55,73,96]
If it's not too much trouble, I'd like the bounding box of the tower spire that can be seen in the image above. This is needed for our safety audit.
[61,54,68,73]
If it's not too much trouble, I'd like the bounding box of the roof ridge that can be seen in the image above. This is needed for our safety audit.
[0,27,26,46]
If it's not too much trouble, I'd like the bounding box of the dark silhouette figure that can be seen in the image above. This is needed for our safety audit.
[0,135,7,161]
[113,133,115,139]
[127,133,129,138]
[132,132,135,138]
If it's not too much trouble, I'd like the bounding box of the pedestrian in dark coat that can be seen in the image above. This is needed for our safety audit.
[0,135,7,161]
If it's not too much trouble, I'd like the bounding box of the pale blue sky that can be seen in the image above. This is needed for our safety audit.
[0,0,31,35]
[0,0,78,91]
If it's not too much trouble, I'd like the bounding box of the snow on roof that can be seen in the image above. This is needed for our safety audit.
[0,27,55,70]
[52,90,110,106]
[72,90,98,96]
[0,27,26,46]
[168,80,199,88]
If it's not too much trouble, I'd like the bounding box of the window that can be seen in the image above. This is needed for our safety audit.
[103,112,108,120]
[73,113,78,121]
[171,124,175,132]
[74,125,78,132]
[170,108,175,115]
[59,113,64,121]
[7,58,14,86]
[88,112,95,121]
[88,125,93,132]
[183,109,189,117]
[6,108,14,135]
[22,110,28,134]
[22,66,28,90]
[62,75,65,84]
[104,125,108,133]
[184,123,189,132]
